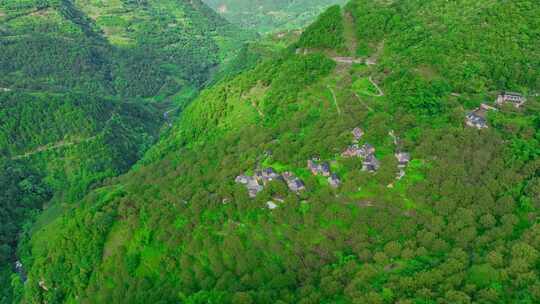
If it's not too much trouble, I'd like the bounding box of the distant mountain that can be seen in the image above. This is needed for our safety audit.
[6,0,540,303]
[0,0,252,201]
[0,0,252,96]
[202,0,347,33]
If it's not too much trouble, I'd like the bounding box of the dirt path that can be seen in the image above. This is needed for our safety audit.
[251,101,265,118]
[242,83,267,118]
[332,57,365,64]
[389,130,399,146]
[327,86,342,115]
[12,136,97,160]
[3,7,48,22]
[368,77,384,97]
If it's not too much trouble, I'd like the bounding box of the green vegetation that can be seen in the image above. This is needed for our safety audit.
[0,0,254,187]
[1,92,162,202]
[0,159,50,304]
[0,0,252,96]
[0,0,255,300]
[297,5,345,52]
[349,0,539,94]
[352,77,379,97]
[202,0,347,33]
[3,0,540,303]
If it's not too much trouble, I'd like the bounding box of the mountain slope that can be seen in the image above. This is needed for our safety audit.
[0,0,252,189]
[349,0,539,99]
[202,0,347,33]
[0,0,255,197]
[17,1,540,303]
[0,0,254,302]
[0,1,111,93]
[0,0,251,97]
[0,160,50,304]
[0,91,161,200]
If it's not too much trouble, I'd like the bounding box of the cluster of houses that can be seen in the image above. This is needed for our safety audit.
[466,92,526,129]
[234,126,420,207]
[307,158,341,188]
[234,91,534,205]
[342,127,380,172]
[235,168,305,199]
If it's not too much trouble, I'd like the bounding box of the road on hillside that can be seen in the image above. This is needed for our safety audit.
[11,136,97,160]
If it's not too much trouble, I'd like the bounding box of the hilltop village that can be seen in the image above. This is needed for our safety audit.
[236,127,412,206]
[236,90,529,204]
[466,92,527,129]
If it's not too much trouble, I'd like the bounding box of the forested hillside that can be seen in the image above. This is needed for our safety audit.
[202,0,347,33]
[9,0,540,303]
[0,0,253,205]
[0,0,252,96]
[0,0,254,302]
[0,159,50,304]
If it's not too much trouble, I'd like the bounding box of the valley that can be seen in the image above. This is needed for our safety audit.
[202,0,348,33]
[0,0,252,301]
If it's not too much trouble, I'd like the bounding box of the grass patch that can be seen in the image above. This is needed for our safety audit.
[352,77,379,96]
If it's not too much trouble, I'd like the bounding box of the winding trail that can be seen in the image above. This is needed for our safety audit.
[251,101,265,118]
[327,86,341,115]
[368,77,384,97]
[11,136,97,160]
[389,130,399,146]
[332,57,365,64]
[3,7,48,22]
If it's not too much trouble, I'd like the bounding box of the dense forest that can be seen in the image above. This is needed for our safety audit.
[2,0,540,303]
[0,0,252,96]
[0,159,50,304]
[0,0,252,188]
[202,0,347,33]
[0,0,256,302]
